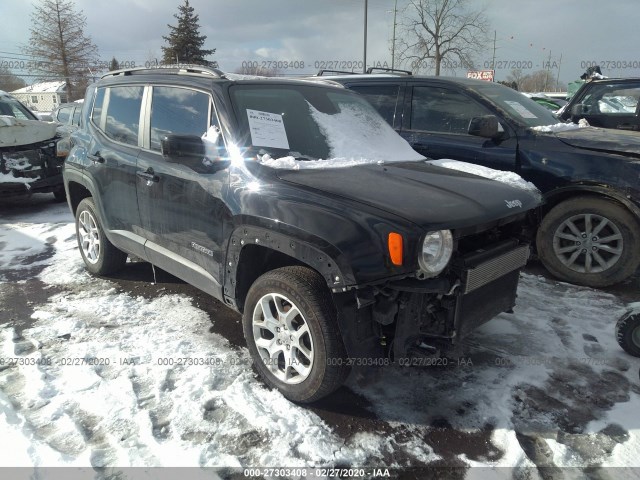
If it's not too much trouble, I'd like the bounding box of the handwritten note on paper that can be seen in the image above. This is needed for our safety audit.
[247,109,290,150]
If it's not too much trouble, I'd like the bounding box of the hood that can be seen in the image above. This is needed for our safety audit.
[552,127,640,157]
[277,161,541,230]
[0,116,58,148]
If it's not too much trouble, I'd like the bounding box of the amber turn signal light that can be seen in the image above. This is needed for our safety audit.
[388,232,403,266]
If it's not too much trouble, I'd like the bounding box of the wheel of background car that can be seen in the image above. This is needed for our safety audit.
[75,198,127,275]
[242,266,349,403]
[615,310,640,357]
[53,189,66,202]
[536,196,640,287]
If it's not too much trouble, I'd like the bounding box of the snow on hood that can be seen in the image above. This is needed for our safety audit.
[427,159,541,195]
[531,119,590,133]
[258,101,424,169]
[0,115,57,147]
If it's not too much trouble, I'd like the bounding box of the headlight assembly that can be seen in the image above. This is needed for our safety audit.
[418,230,453,277]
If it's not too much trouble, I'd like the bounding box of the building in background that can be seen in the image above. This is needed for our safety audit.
[11,81,67,113]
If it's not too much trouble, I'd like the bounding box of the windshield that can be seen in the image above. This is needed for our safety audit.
[229,84,423,164]
[0,95,38,120]
[475,83,560,128]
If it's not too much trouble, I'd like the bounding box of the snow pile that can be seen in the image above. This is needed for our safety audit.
[258,153,385,170]
[532,119,590,133]
[0,172,38,185]
[429,159,541,195]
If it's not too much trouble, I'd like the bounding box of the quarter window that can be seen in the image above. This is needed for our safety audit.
[149,87,210,151]
[410,86,491,134]
[104,86,144,146]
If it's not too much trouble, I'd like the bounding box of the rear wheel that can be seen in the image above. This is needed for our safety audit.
[536,197,640,287]
[615,310,640,357]
[242,266,349,403]
[75,198,127,275]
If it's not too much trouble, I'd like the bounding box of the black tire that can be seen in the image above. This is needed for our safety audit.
[53,188,66,202]
[75,198,127,275]
[616,310,640,358]
[242,266,349,403]
[536,197,640,287]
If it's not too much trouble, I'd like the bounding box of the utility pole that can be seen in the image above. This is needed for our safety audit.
[391,0,398,69]
[491,30,496,70]
[556,53,563,91]
[363,0,368,73]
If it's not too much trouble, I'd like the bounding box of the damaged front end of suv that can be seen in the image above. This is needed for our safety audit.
[0,93,70,201]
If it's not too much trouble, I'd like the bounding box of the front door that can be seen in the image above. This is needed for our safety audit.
[136,85,230,298]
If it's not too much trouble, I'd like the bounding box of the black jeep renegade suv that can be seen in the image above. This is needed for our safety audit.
[63,66,540,402]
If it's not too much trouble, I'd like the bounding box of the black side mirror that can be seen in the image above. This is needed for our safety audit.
[468,115,499,138]
[161,134,205,161]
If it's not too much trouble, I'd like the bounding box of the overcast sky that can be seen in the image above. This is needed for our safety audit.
[1,0,639,86]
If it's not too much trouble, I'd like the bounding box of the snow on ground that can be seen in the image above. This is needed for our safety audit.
[0,202,639,475]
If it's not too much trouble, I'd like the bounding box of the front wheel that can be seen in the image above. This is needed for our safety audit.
[536,197,640,287]
[242,266,349,403]
[75,198,127,275]
[615,310,640,358]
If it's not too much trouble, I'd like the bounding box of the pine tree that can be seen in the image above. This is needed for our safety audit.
[162,0,216,67]
[23,0,98,100]
[109,57,120,71]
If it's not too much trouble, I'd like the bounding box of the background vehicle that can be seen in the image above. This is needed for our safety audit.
[0,90,69,200]
[52,101,83,129]
[616,306,640,357]
[64,66,541,402]
[326,73,640,288]
[523,93,568,112]
[560,77,640,131]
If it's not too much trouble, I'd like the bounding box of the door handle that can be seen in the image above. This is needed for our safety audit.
[136,168,159,183]
[88,152,105,163]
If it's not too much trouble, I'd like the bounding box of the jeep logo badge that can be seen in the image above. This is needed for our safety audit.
[505,199,523,209]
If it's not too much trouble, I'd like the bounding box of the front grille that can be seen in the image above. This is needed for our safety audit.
[462,245,529,294]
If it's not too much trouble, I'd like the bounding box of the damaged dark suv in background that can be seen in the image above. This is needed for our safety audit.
[64,66,541,402]
[0,90,69,201]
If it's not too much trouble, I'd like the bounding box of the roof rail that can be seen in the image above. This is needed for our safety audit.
[101,64,226,79]
[366,67,412,75]
[316,69,359,77]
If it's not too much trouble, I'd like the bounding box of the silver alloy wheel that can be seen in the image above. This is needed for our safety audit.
[78,210,101,264]
[252,293,314,385]
[552,213,623,273]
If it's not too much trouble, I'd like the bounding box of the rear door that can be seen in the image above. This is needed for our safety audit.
[86,84,145,257]
[399,83,518,172]
[136,85,230,298]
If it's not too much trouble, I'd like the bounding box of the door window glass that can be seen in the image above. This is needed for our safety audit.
[349,85,400,125]
[104,86,144,146]
[149,87,210,151]
[410,86,491,133]
[582,84,640,115]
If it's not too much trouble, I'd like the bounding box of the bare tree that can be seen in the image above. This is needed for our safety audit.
[233,65,280,77]
[23,0,98,100]
[507,69,566,93]
[0,66,26,92]
[397,0,489,75]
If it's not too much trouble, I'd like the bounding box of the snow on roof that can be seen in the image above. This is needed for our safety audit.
[11,81,66,94]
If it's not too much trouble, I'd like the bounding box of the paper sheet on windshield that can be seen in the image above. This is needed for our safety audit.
[504,101,538,119]
[247,109,290,149]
